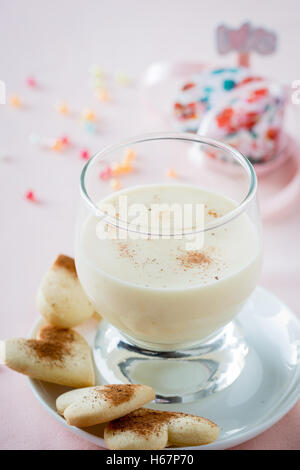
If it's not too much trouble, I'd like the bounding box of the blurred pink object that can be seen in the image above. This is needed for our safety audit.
[198,79,287,164]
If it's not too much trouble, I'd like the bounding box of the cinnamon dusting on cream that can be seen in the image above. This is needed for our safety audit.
[176,251,212,269]
[208,210,218,218]
[119,243,137,262]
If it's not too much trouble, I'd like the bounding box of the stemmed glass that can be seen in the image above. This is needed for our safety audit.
[75,132,262,403]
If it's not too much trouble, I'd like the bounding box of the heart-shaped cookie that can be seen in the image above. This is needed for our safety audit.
[37,254,100,328]
[104,408,219,450]
[56,384,155,427]
[0,325,95,388]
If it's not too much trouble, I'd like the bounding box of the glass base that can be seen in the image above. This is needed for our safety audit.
[93,320,249,403]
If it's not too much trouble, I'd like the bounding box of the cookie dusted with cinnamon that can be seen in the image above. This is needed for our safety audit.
[104,408,219,450]
[56,384,155,427]
[37,254,100,328]
[0,325,95,387]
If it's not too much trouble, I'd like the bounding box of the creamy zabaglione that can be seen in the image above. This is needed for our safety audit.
[76,183,262,348]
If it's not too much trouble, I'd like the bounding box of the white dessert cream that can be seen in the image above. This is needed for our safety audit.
[76,184,262,348]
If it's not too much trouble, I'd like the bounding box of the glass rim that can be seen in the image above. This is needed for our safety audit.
[80,132,258,235]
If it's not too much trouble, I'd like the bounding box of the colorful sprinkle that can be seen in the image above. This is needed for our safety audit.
[100,167,112,181]
[90,65,104,79]
[28,133,40,145]
[115,72,130,86]
[266,128,279,140]
[95,87,110,102]
[82,109,96,121]
[123,148,135,164]
[9,95,22,108]
[166,168,178,179]
[26,77,37,87]
[111,162,125,175]
[51,139,64,152]
[57,103,69,115]
[207,151,217,159]
[223,79,236,91]
[80,149,90,160]
[174,102,198,120]
[182,82,196,91]
[84,121,97,133]
[212,68,226,74]
[111,161,133,176]
[110,178,122,191]
[25,190,36,202]
[46,136,70,151]
[238,76,263,87]
[216,107,234,127]
[60,135,70,146]
[108,149,136,176]
[247,88,268,103]
[91,76,105,88]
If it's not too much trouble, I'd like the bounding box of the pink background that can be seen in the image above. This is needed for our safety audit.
[1,0,300,450]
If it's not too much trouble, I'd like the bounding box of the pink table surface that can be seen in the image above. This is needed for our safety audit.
[1,0,300,450]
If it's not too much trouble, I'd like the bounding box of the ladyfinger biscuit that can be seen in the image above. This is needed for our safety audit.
[104,408,219,450]
[56,384,155,427]
[37,254,100,328]
[0,325,95,387]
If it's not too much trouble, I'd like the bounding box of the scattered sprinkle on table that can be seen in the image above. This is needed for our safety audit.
[84,121,97,133]
[80,149,90,160]
[167,168,178,178]
[124,148,135,163]
[9,95,22,108]
[110,178,122,191]
[57,103,69,115]
[28,133,40,145]
[90,65,104,79]
[25,190,36,202]
[26,77,37,88]
[115,72,130,86]
[100,167,112,181]
[51,139,64,152]
[95,87,110,102]
[60,135,69,146]
[82,109,96,121]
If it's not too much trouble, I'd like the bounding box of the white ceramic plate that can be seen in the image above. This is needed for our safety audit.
[29,287,300,450]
